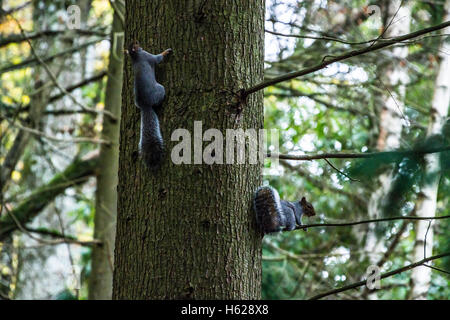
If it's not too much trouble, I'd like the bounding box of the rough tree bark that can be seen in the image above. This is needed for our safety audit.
[113,0,264,299]
[88,0,124,300]
[409,0,450,300]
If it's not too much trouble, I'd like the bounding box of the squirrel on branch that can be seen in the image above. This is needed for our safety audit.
[254,186,316,234]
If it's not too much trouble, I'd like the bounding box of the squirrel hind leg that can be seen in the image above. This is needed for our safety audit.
[283,213,296,231]
[152,84,166,109]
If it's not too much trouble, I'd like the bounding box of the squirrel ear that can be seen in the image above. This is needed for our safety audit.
[300,197,306,204]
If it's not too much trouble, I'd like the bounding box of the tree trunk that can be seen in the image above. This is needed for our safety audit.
[409,0,450,300]
[113,0,264,299]
[88,1,124,300]
[363,0,411,299]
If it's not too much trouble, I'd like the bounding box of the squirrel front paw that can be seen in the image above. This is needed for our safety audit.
[162,48,173,56]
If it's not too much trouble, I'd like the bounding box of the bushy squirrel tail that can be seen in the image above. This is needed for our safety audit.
[139,107,164,169]
[254,186,284,234]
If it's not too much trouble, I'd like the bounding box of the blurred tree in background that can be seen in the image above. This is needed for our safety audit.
[1,0,115,299]
[262,0,449,300]
[0,0,449,299]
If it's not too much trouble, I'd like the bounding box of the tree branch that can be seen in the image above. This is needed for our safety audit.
[296,215,450,231]
[265,29,397,46]
[0,154,98,240]
[269,145,450,161]
[0,1,31,18]
[48,72,107,103]
[1,72,107,117]
[25,227,101,247]
[268,85,372,117]
[0,29,107,48]
[281,160,367,209]
[7,121,110,145]
[8,15,117,121]
[309,251,450,300]
[243,21,450,97]
[0,39,100,74]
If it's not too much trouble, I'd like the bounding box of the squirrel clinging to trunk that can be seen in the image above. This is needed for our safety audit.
[125,41,172,169]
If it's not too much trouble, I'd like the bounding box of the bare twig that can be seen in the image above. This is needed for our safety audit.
[377,77,409,125]
[0,29,107,48]
[268,85,373,117]
[265,29,450,46]
[48,72,107,102]
[3,206,99,247]
[243,21,450,97]
[269,145,450,161]
[422,264,450,275]
[323,158,359,182]
[7,121,110,145]
[0,1,31,17]
[1,72,107,117]
[55,206,77,298]
[25,227,101,247]
[280,160,367,208]
[265,29,376,45]
[295,215,450,231]
[361,221,409,298]
[9,15,117,122]
[309,251,450,300]
[377,222,408,268]
[0,39,100,74]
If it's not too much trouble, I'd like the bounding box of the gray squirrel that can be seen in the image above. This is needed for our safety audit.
[126,43,315,233]
[126,41,172,168]
[254,186,316,234]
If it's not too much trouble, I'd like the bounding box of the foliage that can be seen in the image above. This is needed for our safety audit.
[262,0,449,299]
[0,0,448,299]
